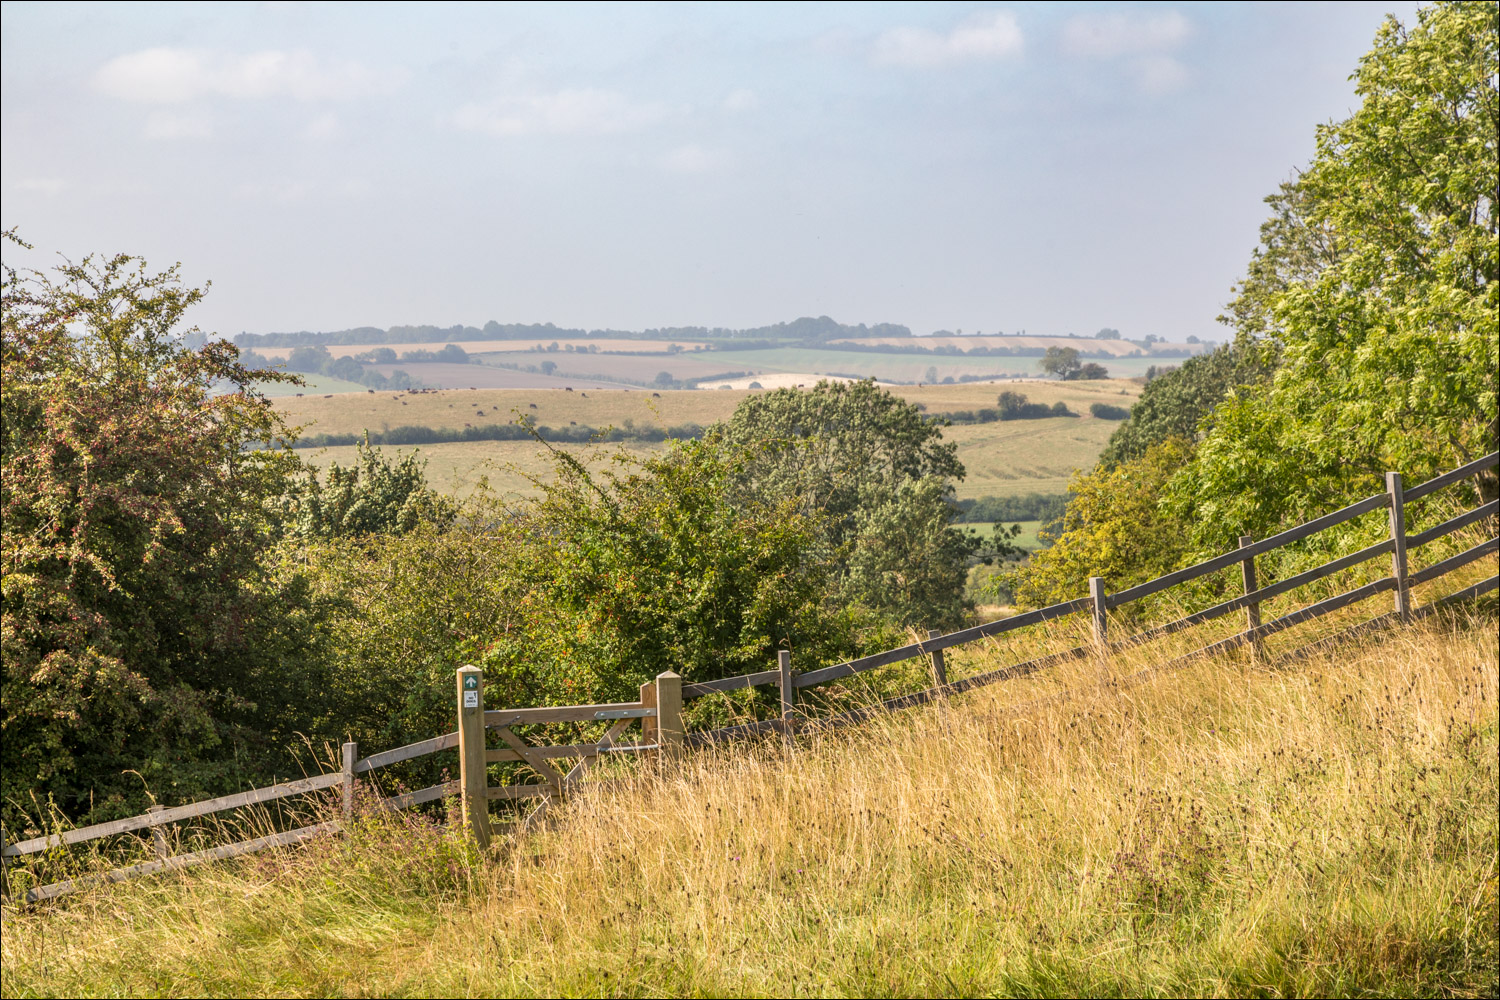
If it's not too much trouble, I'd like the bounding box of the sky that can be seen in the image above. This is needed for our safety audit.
[1,1,1421,341]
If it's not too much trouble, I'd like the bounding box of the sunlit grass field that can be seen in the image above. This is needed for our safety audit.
[4,604,1494,998]
[275,380,1141,500]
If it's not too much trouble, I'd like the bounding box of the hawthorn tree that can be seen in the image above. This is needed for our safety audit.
[1,235,320,823]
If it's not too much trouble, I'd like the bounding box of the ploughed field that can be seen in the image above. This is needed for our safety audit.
[274,380,1143,499]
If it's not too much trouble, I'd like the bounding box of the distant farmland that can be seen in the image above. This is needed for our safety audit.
[277,379,1142,500]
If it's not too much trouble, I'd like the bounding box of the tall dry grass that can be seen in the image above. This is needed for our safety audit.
[3,611,1496,998]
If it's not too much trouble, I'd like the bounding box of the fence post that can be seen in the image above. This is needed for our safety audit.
[147,805,168,861]
[639,679,658,744]
[1239,535,1263,660]
[655,671,683,749]
[1386,472,1412,623]
[927,629,948,689]
[1089,576,1109,659]
[778,650,796,738]
[341,741,357,821]
[456,664,491,848]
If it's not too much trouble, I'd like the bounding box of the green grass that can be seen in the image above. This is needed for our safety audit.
[3,614,1494,997]
[953,520,1044,550]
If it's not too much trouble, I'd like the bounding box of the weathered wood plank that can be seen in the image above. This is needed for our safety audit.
[485,783,556,801]
[1109,493,1392,607]
[379,781,459,812]
[23,822,341,903]
[1387,472,1413,621]
[1408,501,1499,548]
[1409,537,1499,585]
[4,773,344,857]
[482,740,657,764]
[494,725,570,789]
[1403,451,1500,501]
[1115,537,1396,651]
[794,596,1091,689]
[682,670,781,700]
[684,718,784,747]
[1418,573,1498,610]
[926,629,947,688]
[354,732,458,773]
[1166,577,1396,666]
[484,702,646,727]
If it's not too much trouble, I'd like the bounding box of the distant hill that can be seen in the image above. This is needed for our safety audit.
[234,315,916,349]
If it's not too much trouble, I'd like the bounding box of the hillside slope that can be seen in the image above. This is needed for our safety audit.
[3,613,1495,998]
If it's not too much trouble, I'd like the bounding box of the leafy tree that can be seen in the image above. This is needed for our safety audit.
[1089,402,1130,420]
[1038,346,1081,379]
[1076,362,1109,380]
[1099,343,1271,467]
[1,235,324,822]
[1169,1,1498,549]
[718,379,974,628]
[305,439,886,770]
[1006,439,1195,609]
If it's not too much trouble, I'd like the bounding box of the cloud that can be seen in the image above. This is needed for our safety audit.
[1134,55,1189,95]
[1060,12,1191,95]
[872,11,1023,68]
[94,47,400,103]
[452,89,670,136]
[1060,12,1190,58]
[660,144,726,173]
[723,88,759,112]
[11,177,68,197]
[144,110,213,139]
[303,112,341,140]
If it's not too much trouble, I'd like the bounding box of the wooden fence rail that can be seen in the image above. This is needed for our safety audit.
[4,451,1496,901]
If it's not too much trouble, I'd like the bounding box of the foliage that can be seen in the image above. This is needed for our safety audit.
[1037,345,1081,378]
[717,379,975,628]
[273,439,455,540]
[1,234,324,823]
[1075,362,1109,380]
[302,438,885,770]
[1089,402,1130,421]
[1169,2,1499,551]
[1006,439,1195,608]
[997,390,1072,420]
[951,492,1068,525]
[1099,342,1271,467]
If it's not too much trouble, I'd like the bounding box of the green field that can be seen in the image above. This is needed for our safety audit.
[954,520,1045,550]
[277,380,1140,500]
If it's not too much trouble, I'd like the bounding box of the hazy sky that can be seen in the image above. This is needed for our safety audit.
[2,1,1418,340]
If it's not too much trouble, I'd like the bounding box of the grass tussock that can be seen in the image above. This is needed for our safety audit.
[3,613,1497,998]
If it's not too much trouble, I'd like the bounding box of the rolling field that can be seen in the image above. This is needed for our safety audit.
[831,334,1204,357]
[276,380,1141,500]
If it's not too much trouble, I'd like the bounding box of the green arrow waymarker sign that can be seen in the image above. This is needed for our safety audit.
[465,676,478,690]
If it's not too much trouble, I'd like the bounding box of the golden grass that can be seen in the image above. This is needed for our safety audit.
[4,606,1495,998]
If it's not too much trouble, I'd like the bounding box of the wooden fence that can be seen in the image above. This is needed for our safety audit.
[4,452,1496,896]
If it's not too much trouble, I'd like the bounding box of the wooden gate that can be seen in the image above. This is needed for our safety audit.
[454,667,682,846]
